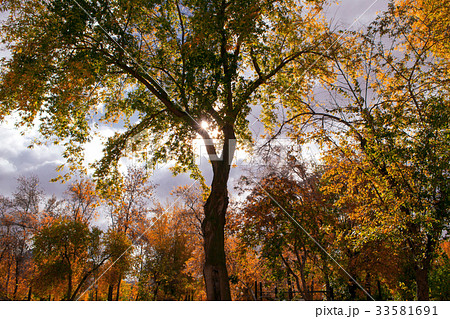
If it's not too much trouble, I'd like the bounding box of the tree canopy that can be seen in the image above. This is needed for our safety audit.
[0,0,327,183]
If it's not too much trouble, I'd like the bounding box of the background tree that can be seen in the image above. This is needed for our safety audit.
[102,166,154,300]
[394,0,450,59]
[279,5,450,300]
[104,166,154,236]
[102,229,133,301]
[236,155,338,300]
[0,175,43,300]
[428,242,450,300]
[63,177,100,223]
[171,184,207,299]
[136,205,194,300]
[30,176,107,300]
[33,218,107,300]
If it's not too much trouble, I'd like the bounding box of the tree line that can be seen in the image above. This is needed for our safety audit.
[1,157,449,300]
[0,168,201,300]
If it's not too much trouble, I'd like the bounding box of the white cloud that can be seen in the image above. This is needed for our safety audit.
[0,157,16,174]
[0,116,66,195]
[83,124,120,167]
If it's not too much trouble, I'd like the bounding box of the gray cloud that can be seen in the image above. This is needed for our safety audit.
[0,123,66,196]
[326,0,389,29]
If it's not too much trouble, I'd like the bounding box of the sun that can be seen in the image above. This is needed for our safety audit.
[201,120,209,130]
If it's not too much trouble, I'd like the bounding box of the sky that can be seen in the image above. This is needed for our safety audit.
[0,0,389,200]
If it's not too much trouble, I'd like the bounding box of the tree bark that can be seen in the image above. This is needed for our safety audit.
[202,173,231,300]
[415,265,430,301]
[153,282,159,301]
[67,269,72,301]
[377,279,382,301]
[115,275,121,301]
[409,231,434,301]
[348,280,357,300]
[365,273,372,301]
[5,261,11,299]
[201,125,234,300]
[107,284,114,301]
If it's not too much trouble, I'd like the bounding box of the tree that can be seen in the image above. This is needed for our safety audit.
[394,0,450,59]
[136,206,194,300]
[171,184,207,299]
[102,166,154,300]
[0,175,43,300]
[33,218,107,300]
[319,153,406,300]
[172,184,263,300]
[0,0,329,299]
[236,156,338,300]
[63,177,100,223]
[280,5,450,300]
[104,166,154,237]
[102,229,133,301]
[429,242,450,300]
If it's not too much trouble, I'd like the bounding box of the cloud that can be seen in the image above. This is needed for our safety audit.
[83,124,123,167]
[0,158,16,174]
[326,0,388,29]
[0,115,130,194]
[0,120,66,196]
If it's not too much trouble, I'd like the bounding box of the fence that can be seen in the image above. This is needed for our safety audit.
[252,281,333,301]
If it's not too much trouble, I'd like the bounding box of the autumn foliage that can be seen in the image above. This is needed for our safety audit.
[0,0,449,302]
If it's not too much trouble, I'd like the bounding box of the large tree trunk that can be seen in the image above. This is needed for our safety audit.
[409,232,434,301]
[415,261,430,301]
[202,167,231,300]
[201,124,235,301]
